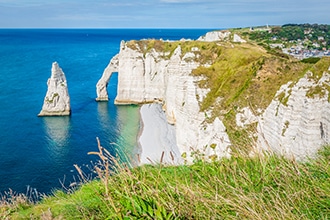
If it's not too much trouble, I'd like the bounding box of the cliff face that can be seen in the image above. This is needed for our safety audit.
[197,30,231,42]
[97,33,330,162]
[38,62,71,116]
[257,72,330,160]
[97,40,231,163]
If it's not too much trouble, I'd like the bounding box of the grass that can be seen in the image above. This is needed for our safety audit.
[1,140,329,219]
[190,41,330,152]
[125,39,221,64]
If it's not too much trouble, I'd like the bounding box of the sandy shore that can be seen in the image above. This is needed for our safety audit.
[138,103,182,165]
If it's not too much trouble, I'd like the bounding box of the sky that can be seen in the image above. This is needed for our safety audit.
[0,0,329,28]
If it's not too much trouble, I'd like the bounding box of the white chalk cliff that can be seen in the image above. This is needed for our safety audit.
[97,32,330,162]
[197,30,231,42]
[256,72,330,160]
[97,40,231,163]
[38,62,71,116]
[96,54,119,101]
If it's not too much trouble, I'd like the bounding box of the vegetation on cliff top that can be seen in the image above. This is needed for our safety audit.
[235,23,330,50]
[126,39,221,64]
[192,43,329,151]
[1,142,329,219]
[126,32,330,152]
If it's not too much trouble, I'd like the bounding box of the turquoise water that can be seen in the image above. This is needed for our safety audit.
[0,29,212,195]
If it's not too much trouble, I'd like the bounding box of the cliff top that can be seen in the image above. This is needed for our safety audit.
[125,33,329,113]
[124,31,330,151]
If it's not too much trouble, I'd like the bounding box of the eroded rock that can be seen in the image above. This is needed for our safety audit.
[38,62,71,116]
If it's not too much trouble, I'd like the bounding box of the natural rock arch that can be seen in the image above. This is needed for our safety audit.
[96,54,119,101]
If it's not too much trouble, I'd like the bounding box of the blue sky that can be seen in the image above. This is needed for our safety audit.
[0,0,329,28]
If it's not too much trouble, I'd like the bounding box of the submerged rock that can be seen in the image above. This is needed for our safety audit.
[38,62,71,116]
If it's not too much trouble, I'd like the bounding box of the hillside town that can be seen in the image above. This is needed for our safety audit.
[272,40,330,60]
[246,24,330,59]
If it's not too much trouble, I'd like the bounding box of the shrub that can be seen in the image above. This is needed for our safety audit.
[301,57,321,64]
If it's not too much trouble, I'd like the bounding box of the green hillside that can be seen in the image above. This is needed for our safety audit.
[2,143,329,219]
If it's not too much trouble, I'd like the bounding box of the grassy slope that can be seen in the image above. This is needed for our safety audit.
[191,43,330,152]
[2,147,329,219]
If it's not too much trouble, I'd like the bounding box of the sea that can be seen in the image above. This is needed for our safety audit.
[0,28,213,196]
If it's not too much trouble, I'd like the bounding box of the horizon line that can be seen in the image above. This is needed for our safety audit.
[0,27,224,30]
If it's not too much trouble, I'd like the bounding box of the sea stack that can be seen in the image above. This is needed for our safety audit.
[38,62,71,116]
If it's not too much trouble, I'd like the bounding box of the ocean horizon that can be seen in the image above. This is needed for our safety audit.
[0,28,213,195]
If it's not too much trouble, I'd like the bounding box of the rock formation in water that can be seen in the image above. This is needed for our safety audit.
[38,62,71,116]
[97,31,330,162]
[96,54,119,101]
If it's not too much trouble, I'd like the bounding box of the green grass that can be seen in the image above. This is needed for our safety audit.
[301,57,321,64]
[308,57,330,79]
[2,145,329,219]
[125,39,221,64]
